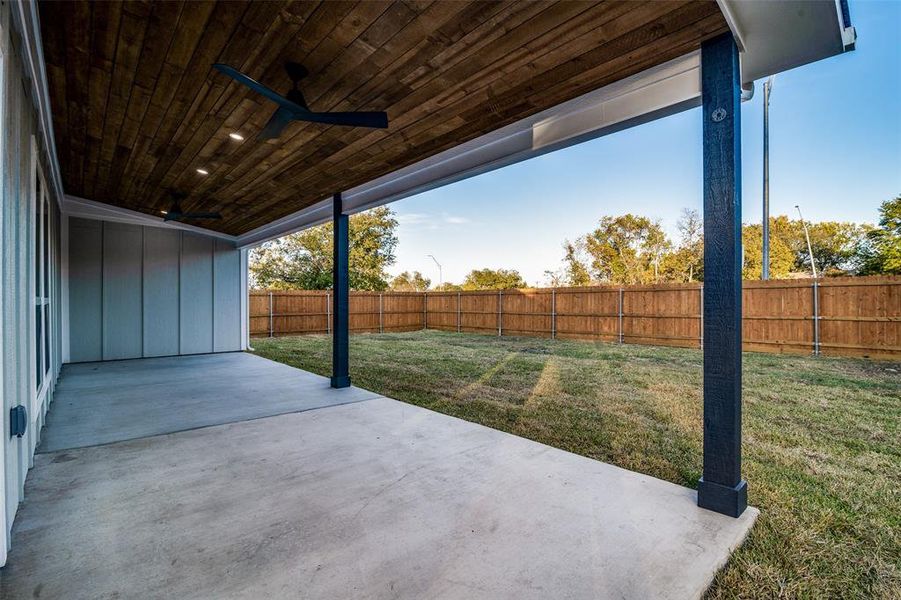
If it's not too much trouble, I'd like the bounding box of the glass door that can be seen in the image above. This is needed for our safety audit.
[34,168,51,404]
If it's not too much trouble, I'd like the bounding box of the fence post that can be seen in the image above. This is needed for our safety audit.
[498,290,503,337]
[812,280,820,356]
[457,291,461,333]
[618,287,624,344]
[551,288,557,339]
[326,291,331,335]
[379,293,384,334]
[699,284,704,349]
[423,292,427,330]
[268,291,273,337]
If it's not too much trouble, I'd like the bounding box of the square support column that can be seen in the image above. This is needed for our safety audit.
[698,33,747,518]
[331,192,350,388]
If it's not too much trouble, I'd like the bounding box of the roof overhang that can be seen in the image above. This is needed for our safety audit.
[236,0,856,248]
[32,1,854,245]
[236,51,704,248]
[718,0,856,83]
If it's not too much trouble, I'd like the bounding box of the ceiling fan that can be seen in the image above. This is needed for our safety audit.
[213,61,389,140]
[162,192,221,222]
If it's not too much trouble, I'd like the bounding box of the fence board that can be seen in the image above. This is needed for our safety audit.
[249,276,901,358]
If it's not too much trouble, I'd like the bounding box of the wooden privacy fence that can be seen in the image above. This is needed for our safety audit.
[250,276,901,358]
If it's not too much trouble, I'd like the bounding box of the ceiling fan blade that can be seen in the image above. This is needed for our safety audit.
[258,106,295,140]
[213,64,305,112]
[296,110,388,129]
[180,212,222,220]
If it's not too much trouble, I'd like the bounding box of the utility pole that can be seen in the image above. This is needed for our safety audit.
[427,254,442,288]
[762,76,774,280]
[795,205,817,278]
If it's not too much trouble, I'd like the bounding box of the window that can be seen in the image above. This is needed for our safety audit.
[34,166,51,394]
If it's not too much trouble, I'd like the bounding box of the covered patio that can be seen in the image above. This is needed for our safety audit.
[2,352,755,600]
[0,0,855,596]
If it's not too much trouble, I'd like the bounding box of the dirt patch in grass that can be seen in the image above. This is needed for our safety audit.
[252,331,901,599]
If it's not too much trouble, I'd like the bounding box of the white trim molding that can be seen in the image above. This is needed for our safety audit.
[62,195,238,243]
[10,0,65,206]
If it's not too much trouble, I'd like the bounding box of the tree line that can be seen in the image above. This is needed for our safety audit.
[250,195,900,291]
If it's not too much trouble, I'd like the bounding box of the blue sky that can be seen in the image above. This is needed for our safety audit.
[389,1,901,287]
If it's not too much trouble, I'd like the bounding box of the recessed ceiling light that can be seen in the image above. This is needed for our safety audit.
[196,168,209,175]
[229,132,244,141]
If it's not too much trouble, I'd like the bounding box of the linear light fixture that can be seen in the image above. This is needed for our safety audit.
[196,168,209,175]
[229,132,244,141]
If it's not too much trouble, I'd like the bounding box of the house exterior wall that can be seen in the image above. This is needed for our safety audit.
[66,217,243,362]
[0,4,63,565]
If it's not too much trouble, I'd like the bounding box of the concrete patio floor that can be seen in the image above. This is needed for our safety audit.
[2,353,757,599]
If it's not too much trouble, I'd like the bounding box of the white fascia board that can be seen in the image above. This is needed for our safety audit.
[62,195,239,244]
[236,52,702,248]
[11,0,65,207]
[717,0,855,85]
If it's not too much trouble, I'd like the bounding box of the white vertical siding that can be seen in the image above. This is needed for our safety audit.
[67,217,242,362]
[101,222,143,360]
[0,3,63,563]
[142,228,180,357]
[213,239,242,352]
[68,218,102,361]
[179,233,214,355]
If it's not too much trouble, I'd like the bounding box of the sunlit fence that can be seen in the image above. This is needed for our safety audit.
[250,276,901,358]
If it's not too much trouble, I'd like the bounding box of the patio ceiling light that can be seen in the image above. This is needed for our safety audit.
[196,168,209,175]
[229,132,244,141]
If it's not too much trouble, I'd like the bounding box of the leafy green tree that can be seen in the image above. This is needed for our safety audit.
[249,207,398,290]
[461,268,527,290]
[742,223,795,279]
[546,240,593,287]
[433,282,463,291]
[583,214,671,284]
[765,215,869,275]
[390,271,431,292]
[675,208,704,281]
[858,195,901,275]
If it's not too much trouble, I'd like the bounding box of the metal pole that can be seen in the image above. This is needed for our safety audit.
[618,287,624,344]
[427,254,442,288]
[326,291,331,335]
[762,76,774,280]
[813,281,820,356]
[551,288,556,339]
[268,291,273,337]
[498,290,503,337]
[379,293,383,334]
[795,205,817,278]
[457,291,461,333]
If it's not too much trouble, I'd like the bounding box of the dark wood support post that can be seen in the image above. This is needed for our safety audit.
[331,192,350,388]
[698,33,747,518]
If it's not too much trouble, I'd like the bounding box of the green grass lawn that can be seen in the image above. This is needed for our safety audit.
[251,330,900,599]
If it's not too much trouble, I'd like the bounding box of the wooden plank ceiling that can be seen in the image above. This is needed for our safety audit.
[40,0,728,236]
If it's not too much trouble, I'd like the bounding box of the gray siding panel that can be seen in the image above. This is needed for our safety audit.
[143,228,180,357]
[102,222,143,360]
[67,220,241,362]
[68,218,103,362]
[213,239,241,352]
[180,233,213,355]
